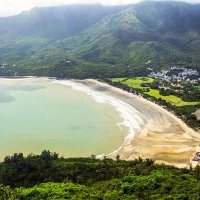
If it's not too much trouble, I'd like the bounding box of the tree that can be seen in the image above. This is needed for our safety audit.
[116,155,120,161]
[40,150,58,161]
[0,185,17,200]
[194,165,200,180]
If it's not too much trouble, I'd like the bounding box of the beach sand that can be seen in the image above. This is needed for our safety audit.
[2,77,199,167]
[68,79,200,168]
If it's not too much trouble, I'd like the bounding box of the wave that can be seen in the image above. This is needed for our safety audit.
[54,79,145,157]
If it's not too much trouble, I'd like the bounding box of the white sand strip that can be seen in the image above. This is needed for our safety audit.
[54,79,200,168]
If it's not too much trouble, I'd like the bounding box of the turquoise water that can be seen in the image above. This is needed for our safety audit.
[0,78,126,159]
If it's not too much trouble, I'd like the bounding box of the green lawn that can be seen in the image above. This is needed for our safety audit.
[112,77,199,107]
[112,77,154,89]
[145,89,199,106]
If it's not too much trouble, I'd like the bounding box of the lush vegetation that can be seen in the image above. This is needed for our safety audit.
[112,77,154,89]
[1,151,200,199]
[1,2,200,199]
[112,77,199,106]
[1,2,200,78]
[146,89,199,106]
[109,77,200,129]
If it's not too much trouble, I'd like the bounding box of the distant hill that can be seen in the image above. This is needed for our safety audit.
[0,2,200,78]
[0,5,126,40]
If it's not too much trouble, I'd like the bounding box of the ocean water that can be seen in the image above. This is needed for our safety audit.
[0,78,127,159]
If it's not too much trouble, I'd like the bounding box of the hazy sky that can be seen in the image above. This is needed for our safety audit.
[0,0,199,17]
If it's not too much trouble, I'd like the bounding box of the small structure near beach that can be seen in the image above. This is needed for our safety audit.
[192,152,200,162]
[191,145,200,167]
[194,109,200,121]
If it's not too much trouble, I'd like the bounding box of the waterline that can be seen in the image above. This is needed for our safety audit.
[0,78,126,159]
[54,80,145,157]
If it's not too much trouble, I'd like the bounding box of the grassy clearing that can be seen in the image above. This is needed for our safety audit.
[112,77,154,89]
[145,89,199,106]
[112,77,199,107]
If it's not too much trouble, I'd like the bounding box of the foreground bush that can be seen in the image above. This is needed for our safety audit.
[16,171,200,200]
[0,151,200,199]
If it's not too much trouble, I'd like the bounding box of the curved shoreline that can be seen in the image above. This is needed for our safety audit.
[54,79,146,158]
[55,79,200,168]
[1,77,199,167]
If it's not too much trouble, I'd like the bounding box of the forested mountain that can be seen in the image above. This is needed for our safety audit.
[0,5,125,40]
[1,1,200,78]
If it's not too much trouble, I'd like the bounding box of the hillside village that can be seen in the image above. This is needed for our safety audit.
[149,66,200,83]
[148,66,200,105]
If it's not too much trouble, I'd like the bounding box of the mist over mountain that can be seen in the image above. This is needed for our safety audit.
[0,5,126,39]
[0,1,200,78]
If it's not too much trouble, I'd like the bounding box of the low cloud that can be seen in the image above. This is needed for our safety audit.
[0,0,198,17]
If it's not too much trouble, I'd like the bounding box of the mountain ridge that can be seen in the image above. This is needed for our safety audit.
[0,1,200,78]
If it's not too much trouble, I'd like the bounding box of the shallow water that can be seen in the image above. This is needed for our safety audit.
[0,78,127,159]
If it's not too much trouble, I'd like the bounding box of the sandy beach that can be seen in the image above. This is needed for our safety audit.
[4,77,199,167]
[56,79,200,168]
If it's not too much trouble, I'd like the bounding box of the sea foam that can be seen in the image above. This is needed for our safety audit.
[54,80,145,157]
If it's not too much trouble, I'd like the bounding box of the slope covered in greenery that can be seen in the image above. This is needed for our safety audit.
[1,2,200,78]
[112,77,200,106]
[0,5,125,40]
[0,151,200,199]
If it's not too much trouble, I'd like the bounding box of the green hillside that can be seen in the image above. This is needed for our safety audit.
[1,2,200,78]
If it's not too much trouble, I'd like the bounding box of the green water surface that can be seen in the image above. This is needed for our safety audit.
[0,78,126,159]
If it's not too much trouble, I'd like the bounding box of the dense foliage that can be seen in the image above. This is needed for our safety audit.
[0,151,156,187]
[109,77,200,130]
[1,2,200,78]
[1,151,200,199]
